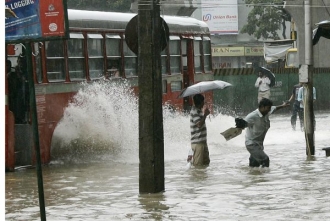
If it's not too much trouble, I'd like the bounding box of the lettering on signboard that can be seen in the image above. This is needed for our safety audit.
[6,0,35,10]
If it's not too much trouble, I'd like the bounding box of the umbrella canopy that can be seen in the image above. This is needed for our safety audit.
[313,20,330,45]
[178,80,232,98]
[259,67,275,87]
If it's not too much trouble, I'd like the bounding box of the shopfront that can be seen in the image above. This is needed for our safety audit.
[212,45,265,68]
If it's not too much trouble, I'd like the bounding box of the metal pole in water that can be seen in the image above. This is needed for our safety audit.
[25,43,47,220]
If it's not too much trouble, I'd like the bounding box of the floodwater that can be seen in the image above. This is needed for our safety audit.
[5,81,330,221]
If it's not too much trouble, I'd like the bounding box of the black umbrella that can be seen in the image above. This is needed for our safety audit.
[258,67,275,87]
[312,20,330,45]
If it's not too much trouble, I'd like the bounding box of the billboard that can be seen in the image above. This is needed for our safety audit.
[201,0,238,35]
[5,0,68,43]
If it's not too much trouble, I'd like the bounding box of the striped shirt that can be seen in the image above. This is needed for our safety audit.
[190,106,207,144]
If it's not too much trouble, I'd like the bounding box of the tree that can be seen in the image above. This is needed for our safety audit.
[66,0,131,12]
[241,0,291,40]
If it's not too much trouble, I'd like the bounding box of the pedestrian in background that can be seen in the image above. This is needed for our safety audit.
[297,84,316,130]
[288,83,303,131]
[255,71,271,103]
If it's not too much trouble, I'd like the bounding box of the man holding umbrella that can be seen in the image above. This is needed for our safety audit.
[180,80,232,166]
[186,94,210,166]
[255,70,271,103]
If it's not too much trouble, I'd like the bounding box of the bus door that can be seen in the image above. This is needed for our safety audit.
[181,36,194,111]
[6,44,33,169]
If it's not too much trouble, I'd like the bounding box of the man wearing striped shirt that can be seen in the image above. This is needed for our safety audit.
[187,94,210,166]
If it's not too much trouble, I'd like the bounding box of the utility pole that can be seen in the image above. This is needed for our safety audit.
[301,0,315,156]
[138,0,165,193]
[26,43,47,221]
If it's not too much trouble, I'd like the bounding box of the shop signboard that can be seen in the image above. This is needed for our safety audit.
[5,0,69,43]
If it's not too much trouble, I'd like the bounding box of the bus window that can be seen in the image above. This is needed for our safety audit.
[203,36,212,72]
[194,37,202,73]
[170,81,182,92]
[46,40,65,82]
[87,33,104,79]
[161,42,168,75]
[123,36,137,77]
[169,36,181,74]
[285,48,299,68]
[33,42,42,83]
[68,33,85,80]
[106,34,121,77]
[181,38,187,69]
[162,80,167,94]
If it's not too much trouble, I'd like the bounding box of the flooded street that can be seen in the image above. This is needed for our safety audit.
[5,83,330,221]
[6,113,330,221]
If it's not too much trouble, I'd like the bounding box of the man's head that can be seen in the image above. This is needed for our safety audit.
[258,98,273,116]
[193,94,204,108]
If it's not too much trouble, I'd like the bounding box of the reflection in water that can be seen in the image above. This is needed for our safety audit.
[138,193,169,220]
[5,81,330,220]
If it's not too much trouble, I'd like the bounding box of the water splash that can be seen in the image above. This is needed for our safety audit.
[50,80,236,164]
[51,80,139,162]
[51,80,330,165]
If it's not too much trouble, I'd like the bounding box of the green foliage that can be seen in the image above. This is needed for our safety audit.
[241,0,290,40]
[67,0,132,12]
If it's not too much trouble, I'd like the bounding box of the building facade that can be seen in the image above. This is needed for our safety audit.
[130,0,330,69]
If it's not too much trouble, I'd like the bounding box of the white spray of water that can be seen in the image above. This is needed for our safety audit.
[51,80,236,163]
[51,80,330,164]
[51,80,139,162]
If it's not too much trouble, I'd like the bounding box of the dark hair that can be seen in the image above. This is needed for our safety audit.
[259,98,273,108]
[193,94,204,106]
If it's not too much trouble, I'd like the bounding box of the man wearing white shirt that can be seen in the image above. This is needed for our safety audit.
[255,71,271,103]
[297,84,316,131]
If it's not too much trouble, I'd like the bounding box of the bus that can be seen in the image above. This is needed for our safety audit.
[5,9,213,170]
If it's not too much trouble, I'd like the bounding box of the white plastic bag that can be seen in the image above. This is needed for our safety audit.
[185,148,194,170]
